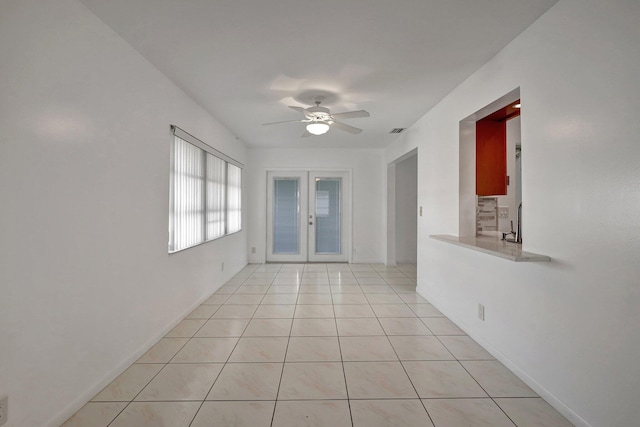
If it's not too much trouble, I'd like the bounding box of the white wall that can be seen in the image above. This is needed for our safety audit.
[0,1,248,426]
[385,1,640,426]
[247,148,385,264]
[395,154,418,263]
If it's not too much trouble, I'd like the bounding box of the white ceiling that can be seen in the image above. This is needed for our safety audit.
[79,0,557,149]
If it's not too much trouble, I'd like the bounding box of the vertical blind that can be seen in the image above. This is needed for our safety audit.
[170,137,205,252]
[206,154,226,240]
[315,179,341,254]
[169,129,243,253]
[273,178,300,254]
[227,164,242,234]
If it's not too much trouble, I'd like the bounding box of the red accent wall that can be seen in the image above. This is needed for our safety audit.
[476,120,507,196]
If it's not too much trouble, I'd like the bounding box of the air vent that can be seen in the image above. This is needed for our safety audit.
[390,128,406,134]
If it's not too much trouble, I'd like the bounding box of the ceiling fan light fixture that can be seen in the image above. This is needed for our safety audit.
[306,122,330,135]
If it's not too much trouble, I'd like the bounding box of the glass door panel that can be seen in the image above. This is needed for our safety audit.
[314,178,341,254]
[266,171,308,262]
[273,178,300,254]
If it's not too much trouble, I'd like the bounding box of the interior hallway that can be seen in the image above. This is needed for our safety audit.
[62,263,572,427]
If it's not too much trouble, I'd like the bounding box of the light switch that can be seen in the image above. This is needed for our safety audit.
[498,207,509,218]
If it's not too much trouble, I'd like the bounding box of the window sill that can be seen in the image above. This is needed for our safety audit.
[430,235,550,262]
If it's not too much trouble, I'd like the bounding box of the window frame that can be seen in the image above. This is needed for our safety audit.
[168,125,243,253]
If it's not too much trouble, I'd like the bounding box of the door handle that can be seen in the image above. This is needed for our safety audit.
[309,221,313,225]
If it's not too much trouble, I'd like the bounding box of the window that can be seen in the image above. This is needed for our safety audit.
[169,126,243,253]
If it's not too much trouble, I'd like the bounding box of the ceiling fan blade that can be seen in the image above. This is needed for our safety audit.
[331,110,370,119]
[262,119,305,126]
[289,106,314,118]
[301,130,313,138]
[331,121,362,134]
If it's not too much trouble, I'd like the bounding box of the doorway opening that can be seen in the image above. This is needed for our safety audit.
[387,149,418,266]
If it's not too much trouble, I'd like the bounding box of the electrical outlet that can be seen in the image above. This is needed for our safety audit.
[0,395,8,426]
[498,207,509,219]
[251,247,256,254]
[478,304,485,321]
[419,206,423,216]
[221,262,224,272]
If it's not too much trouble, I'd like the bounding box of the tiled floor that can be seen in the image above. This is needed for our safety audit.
[63,263,573,427]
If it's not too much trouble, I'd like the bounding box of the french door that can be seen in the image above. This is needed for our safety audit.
[266,171,349,262]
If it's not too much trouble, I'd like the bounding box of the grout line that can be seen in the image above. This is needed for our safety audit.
[379,278,437,427]
[268,306,293,427]
[457,362,519,426]
[334,265,354,427]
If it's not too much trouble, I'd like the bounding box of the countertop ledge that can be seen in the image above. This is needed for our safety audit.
[430,235,551,262]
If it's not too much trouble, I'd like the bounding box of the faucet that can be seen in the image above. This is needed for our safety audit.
[501,203,522,244]
[502,221,517,241]
[515,202,522,243]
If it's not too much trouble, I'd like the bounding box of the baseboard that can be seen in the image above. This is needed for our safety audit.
[416,285,591,427]
[50,262,248,427]
[350,259,383,264]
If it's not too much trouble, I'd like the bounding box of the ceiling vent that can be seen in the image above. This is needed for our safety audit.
[390,128,406,134]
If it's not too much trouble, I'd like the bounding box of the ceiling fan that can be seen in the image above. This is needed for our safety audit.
[262,99,370,137]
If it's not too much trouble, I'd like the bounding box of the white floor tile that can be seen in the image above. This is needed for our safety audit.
[351,399,434,427]
[171,337,238,363]
[422,398,516,427]
[286,337,342,362]
[110,402,200,427]
[272,400,352,427]
[195,318,250,337]
[343,361,417,399]
[62,402,126,427]
[461,361,538,397]
[207,363,283,400]
[191,401,275,427]
[278,362,347,399]
[92,364,163,402]
[494,398,574,427]
[439,336,495,360]
[135,364,222,401]
[228,337,288,362]
[403,361,488,398]
[339,336,398,361]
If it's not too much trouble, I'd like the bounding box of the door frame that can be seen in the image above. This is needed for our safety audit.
[386,149,418,266]
[265,168,352,263]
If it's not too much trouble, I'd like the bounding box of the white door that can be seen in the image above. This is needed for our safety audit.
[266,170,349,262]
[308,171,348,262]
